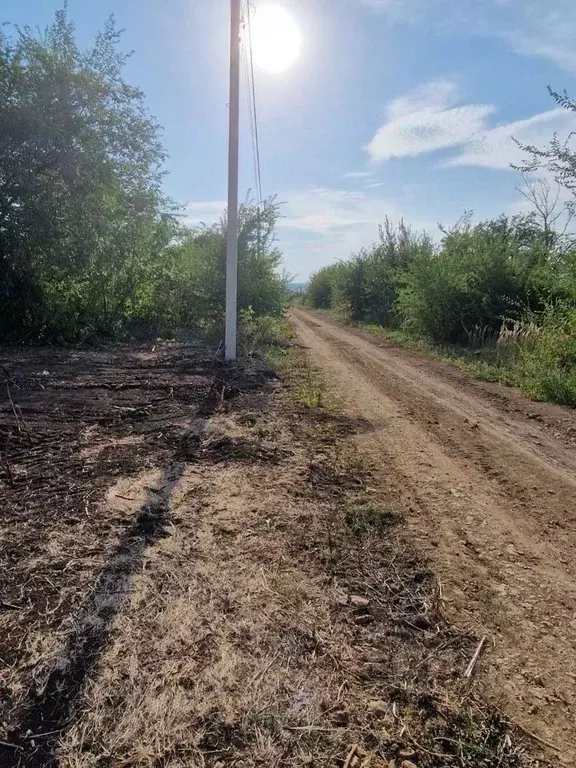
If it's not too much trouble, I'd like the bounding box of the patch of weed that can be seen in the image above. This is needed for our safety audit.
[345,502,401,536]
[296,373,324,409]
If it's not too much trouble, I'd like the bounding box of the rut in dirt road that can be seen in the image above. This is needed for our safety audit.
[292,307,576,765]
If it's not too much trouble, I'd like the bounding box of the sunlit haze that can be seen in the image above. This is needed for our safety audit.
[250,4,302,73]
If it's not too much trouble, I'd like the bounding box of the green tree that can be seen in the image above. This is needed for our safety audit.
[0,8,172,340]
[157,197,287,333]
[306,263,342,309]
[516,88,576,202]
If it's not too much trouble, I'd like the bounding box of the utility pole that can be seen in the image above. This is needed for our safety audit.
[225,0,241,361]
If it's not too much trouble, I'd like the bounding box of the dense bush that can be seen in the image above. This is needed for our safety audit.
[306,211,576,405]
[306,264,342,310]
[156,198,288,335]
[306,219,432,326]
[0,10,287,343]
[397,215,554,344]
[516,303,576,405]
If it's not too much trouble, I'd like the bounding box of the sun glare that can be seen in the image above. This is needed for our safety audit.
[250,4,302,74]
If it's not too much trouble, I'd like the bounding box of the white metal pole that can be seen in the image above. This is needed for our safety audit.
[225,0,241,361]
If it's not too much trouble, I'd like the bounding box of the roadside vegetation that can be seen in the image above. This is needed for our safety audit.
[0,9,287,344]
[306,100,576,406]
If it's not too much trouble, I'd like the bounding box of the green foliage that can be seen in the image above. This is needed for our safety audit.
[0,9,174,341]
[239,305,292,356]
[345,503,400,537]
[306,219,432,326]
[0,10,287,343]
[305,263,343,310]
[516,303,576,405]
[360,219,433,327]
[154,197,288,336]
[296,374,323,409]
[306,208,576,407]
[397,215,542,344]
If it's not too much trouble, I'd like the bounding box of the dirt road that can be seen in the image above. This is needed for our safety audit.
[292,307,576,763]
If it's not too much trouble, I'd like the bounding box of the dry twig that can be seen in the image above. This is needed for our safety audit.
[0,600,21,611]
[6,382,21,432]
[464,635,487,678]
[343,744,357,768]
[0,740,21,750]
[506,716,563,754]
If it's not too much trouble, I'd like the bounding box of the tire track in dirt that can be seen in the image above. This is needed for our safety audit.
[292,307,576,764]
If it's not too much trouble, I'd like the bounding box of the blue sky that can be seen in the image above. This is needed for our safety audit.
[6,0,576,279]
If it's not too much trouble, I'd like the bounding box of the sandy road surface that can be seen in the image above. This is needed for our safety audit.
[292,307,576,763]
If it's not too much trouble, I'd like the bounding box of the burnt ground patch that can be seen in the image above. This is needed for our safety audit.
[0,341,275,766]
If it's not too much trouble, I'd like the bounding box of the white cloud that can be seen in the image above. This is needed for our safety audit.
[180,200,226,227]
[366,81,576,169]
[366,81,495,162]
[451,108,576,169]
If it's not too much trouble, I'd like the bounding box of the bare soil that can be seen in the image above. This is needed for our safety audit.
[291,307,576,765]
[0,341,271,765]
[1,335,540,767]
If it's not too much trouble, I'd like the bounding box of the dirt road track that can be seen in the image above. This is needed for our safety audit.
[292,307,576,763]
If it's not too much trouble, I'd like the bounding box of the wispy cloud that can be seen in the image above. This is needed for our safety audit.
[278,188,386,234]
[366,81,494,162]
[277,187,435,276]
[366,81,576,169]
[180,200,226,227]
[503,0,576,72]
[450,108,576,169]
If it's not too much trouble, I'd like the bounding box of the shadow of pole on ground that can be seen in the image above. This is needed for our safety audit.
[4,456,188,768]
[2,380,229,768]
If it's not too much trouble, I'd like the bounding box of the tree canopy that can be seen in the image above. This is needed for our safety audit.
[0,8,287,342]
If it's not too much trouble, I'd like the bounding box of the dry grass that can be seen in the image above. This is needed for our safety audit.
[2,342,544,768]
[55,401,536,768]
[57,419,355,767]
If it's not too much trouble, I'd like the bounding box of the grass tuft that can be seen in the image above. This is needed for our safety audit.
[344,502,401,536]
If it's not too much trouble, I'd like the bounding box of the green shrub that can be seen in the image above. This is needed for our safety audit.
[517,303,576,405]
[397,216,535,344]
[305,219,432,327]
[239,306,292,355]
[306,263,343,310]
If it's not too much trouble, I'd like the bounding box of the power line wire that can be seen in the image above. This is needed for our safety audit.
[244,0,263,205]
[242,27,260,202]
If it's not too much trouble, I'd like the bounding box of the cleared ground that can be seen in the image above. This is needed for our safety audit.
[1,335,542,767]
[291,307,576,765]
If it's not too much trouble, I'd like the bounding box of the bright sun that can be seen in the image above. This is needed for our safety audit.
[250,4,302,73]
